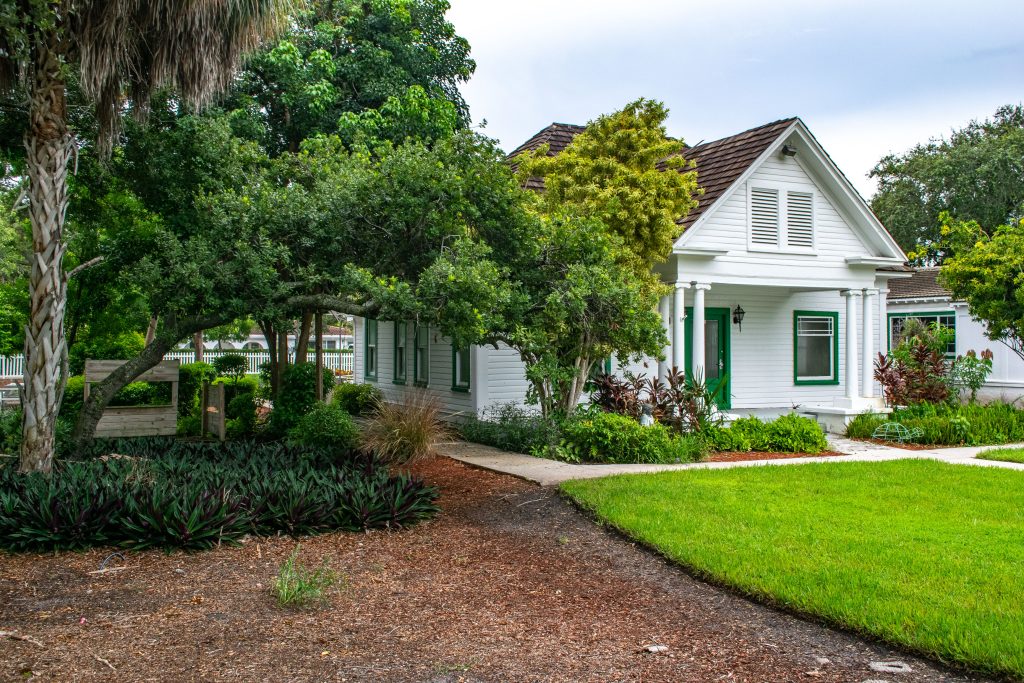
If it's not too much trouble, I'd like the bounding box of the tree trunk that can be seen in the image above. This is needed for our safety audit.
[73,313,230,444]
[144,316,159,345]
[20,33,72,474]
[259,320,278,394]
[276,328,289,398]
[193,331,204,363]
[314,311,324,401]
[295,309,313,364]
[73,336,176,444]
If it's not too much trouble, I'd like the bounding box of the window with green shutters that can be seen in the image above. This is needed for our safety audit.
[452,345,471,392]
[364,319,378,381]
[793,311,838,385]
[393,322,407,384]
[413,325,429,387]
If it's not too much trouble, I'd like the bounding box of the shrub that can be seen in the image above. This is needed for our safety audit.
[459,403,560,455]
[558,411,704,464]
[846,402,1024,446]
[590,369,725,434]
[950,349,994,403]
[288,403,358,451]
[272,546,341,608]
[213,353,249,383]
[68,331,145,376]
[707,414,828,453]
[178,362,216,417]
[213,375,260,406]
[1,409,20,454]
[332,382,382,416]
[875,320,954,406]
[269,363,319,437]
[177,415,202,437]
[0,440,440,552]
[226,391,259,436]
[359,391,452,464]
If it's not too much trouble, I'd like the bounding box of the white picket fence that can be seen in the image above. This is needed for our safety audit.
[0,350,353,379]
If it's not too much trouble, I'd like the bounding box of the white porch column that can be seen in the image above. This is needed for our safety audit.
[691,283,711,379]
[878,287,889,356]
[842,289,862,400]
[862,289,877,399]
[672,283,688,373]
[658,294,671,382]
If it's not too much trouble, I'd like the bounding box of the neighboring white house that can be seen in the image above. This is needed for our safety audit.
[887,268,1024,403]
[353,117,913,431]
[179,325,354,352]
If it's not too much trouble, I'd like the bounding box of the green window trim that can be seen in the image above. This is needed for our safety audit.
[413,324,430,387]
[364,319,378,382]
[887,311,957,356]
[793,310,839,386]
[451,345,471,392]
[393,321,407,385]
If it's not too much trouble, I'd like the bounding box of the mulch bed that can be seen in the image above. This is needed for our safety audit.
[0,458,980,682]
[705,451,845,462]
[858,439,943,450]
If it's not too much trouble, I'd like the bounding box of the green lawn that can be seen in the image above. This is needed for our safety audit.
[978,447,1024,464]
[561,461,1024,678]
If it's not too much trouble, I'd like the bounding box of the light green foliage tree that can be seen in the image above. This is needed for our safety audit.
[938,213,1024,362]
[513,98,700,270]
[871,105,1024,262]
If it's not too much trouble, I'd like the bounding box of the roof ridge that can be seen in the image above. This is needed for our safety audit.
[685,117,799,152]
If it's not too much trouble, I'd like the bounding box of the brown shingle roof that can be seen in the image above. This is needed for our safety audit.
[678,118,798,229]
[887,268,951,301]
[506,118,798,226]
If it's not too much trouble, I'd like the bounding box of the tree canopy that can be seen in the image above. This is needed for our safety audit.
[871,104,1024,263]
[938,213,1024,361]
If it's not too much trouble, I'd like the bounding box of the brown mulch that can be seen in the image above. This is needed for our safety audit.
[705,451,845,462]
[859,438,940,450]
[0,458,982,683]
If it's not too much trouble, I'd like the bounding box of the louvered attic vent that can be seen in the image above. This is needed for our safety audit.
[787,191,814,248]
[750,187,779,245]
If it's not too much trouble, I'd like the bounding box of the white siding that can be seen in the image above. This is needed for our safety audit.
[680,154,880,290]
[888,301,1024,402]
[351,317,476,419]
[480,343,531,411]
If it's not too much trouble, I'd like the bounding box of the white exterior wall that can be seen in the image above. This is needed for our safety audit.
[352,318,476,419]
[887,300,1024,403]
[479,343,531,412]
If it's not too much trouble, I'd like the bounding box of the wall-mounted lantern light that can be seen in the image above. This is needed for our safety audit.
[732,304,746,332]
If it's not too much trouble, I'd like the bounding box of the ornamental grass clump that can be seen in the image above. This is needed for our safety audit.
[359,391,453,465]
[272,546,342,608]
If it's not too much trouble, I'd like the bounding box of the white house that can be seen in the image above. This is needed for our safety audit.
[887,268,1024,403]
[352,117,912,431]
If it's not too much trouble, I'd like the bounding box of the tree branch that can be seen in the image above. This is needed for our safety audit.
[67,256,104,279]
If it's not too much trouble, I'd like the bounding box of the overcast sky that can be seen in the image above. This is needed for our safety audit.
[446,0,1024,199]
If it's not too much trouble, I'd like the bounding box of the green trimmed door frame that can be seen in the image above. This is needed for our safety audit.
[684,306,731,409]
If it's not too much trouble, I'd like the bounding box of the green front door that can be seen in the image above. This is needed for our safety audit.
[684,307,731,409]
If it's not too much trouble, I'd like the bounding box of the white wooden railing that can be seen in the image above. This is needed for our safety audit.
[0,350,353,379]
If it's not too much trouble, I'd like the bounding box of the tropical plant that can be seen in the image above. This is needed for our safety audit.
[1,0,291,473]
[359,391,452,464]
[950,349,994,403]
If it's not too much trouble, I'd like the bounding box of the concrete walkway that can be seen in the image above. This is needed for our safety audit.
[438,438,1024,486]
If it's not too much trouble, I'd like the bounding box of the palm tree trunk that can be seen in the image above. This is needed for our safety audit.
[20,33,72,474]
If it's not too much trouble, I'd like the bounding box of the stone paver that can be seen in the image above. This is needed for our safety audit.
[438,438,1024,486]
